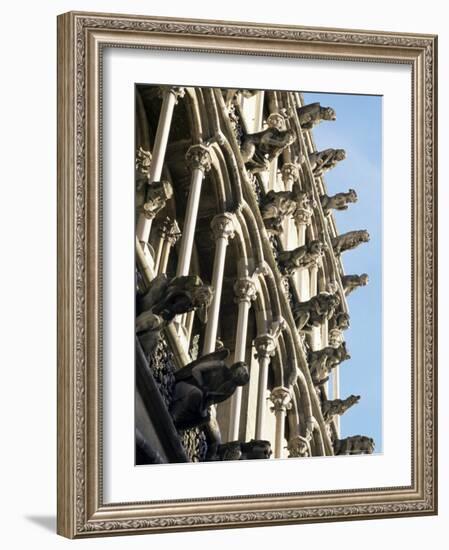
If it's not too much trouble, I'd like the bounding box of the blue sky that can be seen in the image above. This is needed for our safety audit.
[302,92,383,452]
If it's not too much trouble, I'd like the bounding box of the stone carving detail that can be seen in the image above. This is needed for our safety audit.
[254,333,277,360]
[137,274,213,323]
[158,217,181,245]
[170,349,249,430]
[309,148,346,177]
[296,102,336,130]
[234,277,257,304]
[287,435,311,458]
[308,343,351,385]
[147,334,177,408]
[281,163,300,188]
[269,386,292,413]
[167,86,186,102]
[328,328,345,348]
[341,273,369,295]
[333,435,375,455]
[217,439,272,461]
[321,395,361,423]
[211,212,236,241]
[261,185,311,232]
[136,146,152,176]
[181,428,208,462]
[329,312,350,331]
[332,230,370,256]
[141,180,173,220]
[185,144,212,173]
[320,189,358,213]
[240,126,296,172]
[293,292,340,331]
[278,240,324,275]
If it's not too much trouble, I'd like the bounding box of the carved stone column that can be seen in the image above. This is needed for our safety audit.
[156,218,181,275]
[202,213,236,354]
[228,277,258,441]
[281,163,299,191]
[176,144,212,277]
[254,334,276,440]
[269,386,292,458]
[136,87,184,249]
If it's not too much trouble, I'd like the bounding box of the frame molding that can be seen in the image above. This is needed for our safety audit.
[57,11,437,538]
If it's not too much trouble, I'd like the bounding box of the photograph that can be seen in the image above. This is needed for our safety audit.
[134,84,382,464]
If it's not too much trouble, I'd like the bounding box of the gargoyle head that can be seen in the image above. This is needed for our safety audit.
[322,106,337,121]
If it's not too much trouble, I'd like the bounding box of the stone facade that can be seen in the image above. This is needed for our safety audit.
[134,86,374,463]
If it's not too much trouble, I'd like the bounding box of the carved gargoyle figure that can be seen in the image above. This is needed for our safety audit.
[261,184,309,221]
[264,216,284,235]
[293,292,340,331]
[216,439,272,461]
[240,127,296,172]
[170,350,250,430]
[321,394,361,422]
[308,148,346,177]
[332,230,370,256]
[140,180,173,220]
[341,273,369,296]
[320,189,358,213]
[135,310,166,357]
[329,312,351,331]
[287,435,311,458]
[137,274,213,323]
[296,102,336,130]
[308,343,350,385]
[333,435,375,456]
[278,240,324,275]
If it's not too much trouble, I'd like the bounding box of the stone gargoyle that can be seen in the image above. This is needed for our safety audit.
[296,102,336,130]
[277,240,324,275]
[137,274,213,323]
[329,311,351,331]
[308,342,350,385]
[216,439,272,461]
[293,292,340,331]
[341,273,369,296]
[261,184,309,222]
[308,148,346,177]
[321,394,360,422]
[320,189,358,213]
[332,230,370,256]
[333,435,375,456]
[170,349,250,430]
[240,127,296,172]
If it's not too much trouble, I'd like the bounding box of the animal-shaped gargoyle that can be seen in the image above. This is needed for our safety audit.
[277,240,324,275]
[308,148,346,177]
[240,126,296,172]
[216,439,272,461]
[260,184,309,223]
[293,292,340,331]
[308,342,350,385]
[333,435,375,456]
[320,189,358,214]
[341,273,369,296]
[136,275,213,356]
[332,230,370,256]
[170,349,250,430]
[296,102,336,130]
[321,395,360,423]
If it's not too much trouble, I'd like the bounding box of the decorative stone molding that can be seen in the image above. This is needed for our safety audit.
[142,180,173,220]
[281,162,299,188]
[211,212,236,242]
[234,277,257,304]
[136,146,152,176]
[254,333,276,360]
[168,86,186,103]
[185,144,212,173]
[295,206,313,226]
[269,386,292,413]
[158,217,181,245]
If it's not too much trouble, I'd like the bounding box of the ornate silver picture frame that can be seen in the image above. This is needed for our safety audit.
[57,11,437,538]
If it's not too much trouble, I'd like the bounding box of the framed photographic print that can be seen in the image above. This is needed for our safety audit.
[57,11,438,538]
